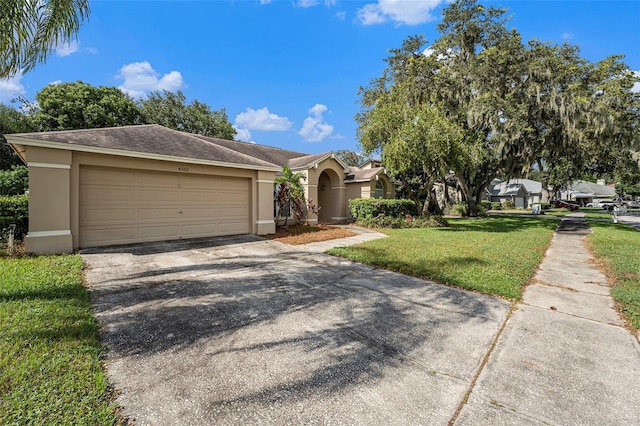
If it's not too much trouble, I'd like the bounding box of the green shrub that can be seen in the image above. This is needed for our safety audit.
[491,202,502,210]
[358,214,448,229]
[0,165,28,196]
[480,200,491,209]
[540,202,551,210]
[502,200,515,209]
[449,202,468,217]
[0,195,28,239]
[349,198,416,220]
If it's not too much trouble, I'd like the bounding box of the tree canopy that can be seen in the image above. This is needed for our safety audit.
[1,0,90,77]
[138,90,236,140]
[357,0,640,214]
[30,81,142,131]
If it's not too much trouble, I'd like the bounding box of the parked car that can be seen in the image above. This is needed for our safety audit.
[552,200,580,210]
[586,202,603,208]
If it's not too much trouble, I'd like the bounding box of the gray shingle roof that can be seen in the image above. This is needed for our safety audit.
[199,135,307,167]
[287,152,333,169]
[345,167,384,183]
[8,124,280,169]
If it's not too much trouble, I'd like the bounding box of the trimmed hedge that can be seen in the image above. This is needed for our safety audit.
[358,214,448,229]
[0,195,28,239]
[349,198,417,220]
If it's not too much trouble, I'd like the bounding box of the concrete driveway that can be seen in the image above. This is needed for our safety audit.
[83,235,510,424]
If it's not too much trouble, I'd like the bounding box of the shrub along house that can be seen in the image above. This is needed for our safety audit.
[7,124,395,254]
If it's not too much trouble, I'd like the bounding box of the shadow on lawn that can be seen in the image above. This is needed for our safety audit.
[440,216,559,233]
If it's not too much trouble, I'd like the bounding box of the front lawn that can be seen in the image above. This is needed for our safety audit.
[587,221,640,330]
[0,255,120,424]
[328,217,557,299]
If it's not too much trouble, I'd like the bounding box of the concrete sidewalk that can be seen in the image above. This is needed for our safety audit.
[456,214,640,425]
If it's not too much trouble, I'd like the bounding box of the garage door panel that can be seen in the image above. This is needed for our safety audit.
[138,208,179,220]
[138,189,180,202]
[218,206,249,219]
[217,191,249,204]
[181,208,217,219]
[138,225,181,239]
[80,166,250,247]
[137,171,179,187]
[81,208,136,225]
[181,223,218,237]
[181,190,217,203]
[83,227,137,246]
[81,167,135,185]
[216,221,250,235]
[81,187,136,203]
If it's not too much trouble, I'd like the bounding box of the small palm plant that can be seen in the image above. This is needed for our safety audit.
[275,166,306,227]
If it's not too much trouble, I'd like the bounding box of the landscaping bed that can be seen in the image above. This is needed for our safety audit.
[265,225,357,245]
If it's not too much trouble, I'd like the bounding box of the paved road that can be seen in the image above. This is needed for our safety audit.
[82,222,640,425]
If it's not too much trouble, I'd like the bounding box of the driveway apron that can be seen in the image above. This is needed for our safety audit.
[83,234,510,425]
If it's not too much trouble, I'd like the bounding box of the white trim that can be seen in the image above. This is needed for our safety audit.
[331,216,348,220]
[28,230,71,238]
[256,179,274,184]
[334,186,346,190]
[6,136,281,172]
[28,162,71,170]
[306,218,318,223]
[255,220,275,225]
[306,184,318,188]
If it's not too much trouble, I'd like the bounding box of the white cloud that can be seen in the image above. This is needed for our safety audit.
[299,103,334,142]
[259,0,272,4]
[56,40,80,57]
[0,71,26,103]
[234,107,292,131]
[116,61,185,98]
[357,0,444,26]
[335,11,346,20]
[49,80,63,86]
[562,32,574,40]
[234,126,252,142]
[633,71,640,93]
[296,0,319,7]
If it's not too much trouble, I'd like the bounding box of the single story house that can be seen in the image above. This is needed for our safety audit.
[487,178,542,208]
[7,124,395,254]
[559,180,616,204]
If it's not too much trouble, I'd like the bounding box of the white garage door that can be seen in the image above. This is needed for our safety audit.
[79,166,250,247]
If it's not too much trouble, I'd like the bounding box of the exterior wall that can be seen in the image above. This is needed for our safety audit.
[23,147,276,254]
[301,157,347,223]
[25,146,73,254]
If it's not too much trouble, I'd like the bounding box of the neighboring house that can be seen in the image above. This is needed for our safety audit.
[6,124,394,254]
[559,180,616,204]
[488,178,542,208]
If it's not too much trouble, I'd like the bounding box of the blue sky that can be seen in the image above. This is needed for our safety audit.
[1,0,639,155]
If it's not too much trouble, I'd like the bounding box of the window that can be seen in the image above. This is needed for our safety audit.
[374,180,384,199]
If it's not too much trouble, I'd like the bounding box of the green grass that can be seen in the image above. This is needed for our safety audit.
[587,221,640,330]
[0,255,120,425]
[329,217,557,299]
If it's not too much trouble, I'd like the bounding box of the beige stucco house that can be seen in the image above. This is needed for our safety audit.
[7,124,395,254]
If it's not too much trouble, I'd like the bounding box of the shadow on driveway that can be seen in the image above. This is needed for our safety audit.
[83,236,510,424]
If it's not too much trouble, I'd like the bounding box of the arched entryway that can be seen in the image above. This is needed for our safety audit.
[317,169,342,223]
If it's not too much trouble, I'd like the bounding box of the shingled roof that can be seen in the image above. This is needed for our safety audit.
[7,124,368,178]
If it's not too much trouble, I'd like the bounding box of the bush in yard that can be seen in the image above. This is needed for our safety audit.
[491,202,502,210]
[0,195,28,239]
[449,202,468,217]
[358,214,448,229]
[0,165,28,196]
[480,200,491,209]
[349,198,416,221]
[540,202,551,210]
[502,200,515,209]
